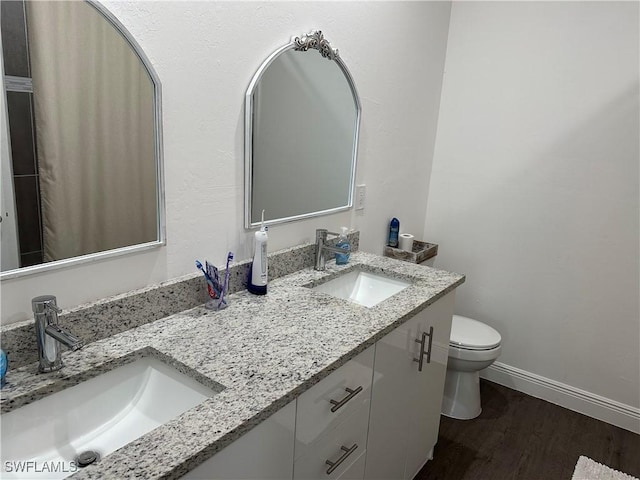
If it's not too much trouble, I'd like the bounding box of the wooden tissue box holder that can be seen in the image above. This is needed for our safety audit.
[383,240,438,264]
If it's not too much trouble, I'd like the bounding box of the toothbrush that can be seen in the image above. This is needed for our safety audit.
[195,260,221,298]
[217,252,234,308]
[195,260,212,282]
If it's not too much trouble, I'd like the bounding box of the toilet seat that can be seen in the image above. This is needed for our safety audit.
[449,315,501,351]
[448,343,501,362]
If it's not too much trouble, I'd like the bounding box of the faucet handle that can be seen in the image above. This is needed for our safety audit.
[316,229,328,241]
[46,303,63,315]
[32,295,60,314]
[316,229,340,240]
[32,295,62,326]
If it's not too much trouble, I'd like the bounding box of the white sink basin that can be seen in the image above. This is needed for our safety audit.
[311,269,411,308]
[1,356,220,479]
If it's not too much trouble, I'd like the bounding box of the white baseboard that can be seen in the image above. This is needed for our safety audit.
[480,362,640,435]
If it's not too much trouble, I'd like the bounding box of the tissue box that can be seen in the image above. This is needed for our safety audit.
[383,240,438,264]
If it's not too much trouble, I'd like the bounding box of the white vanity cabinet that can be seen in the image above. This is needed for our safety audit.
[182,346,374,480]
[181,400,296,480]
[364,291,455,480]
[181,292,455,480]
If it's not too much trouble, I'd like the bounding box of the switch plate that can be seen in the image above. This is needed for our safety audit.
[355,184,366,210]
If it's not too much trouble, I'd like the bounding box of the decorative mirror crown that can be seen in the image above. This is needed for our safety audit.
[293,30,339,60]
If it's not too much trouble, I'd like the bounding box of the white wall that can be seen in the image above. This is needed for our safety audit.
[1,1,452,324]
[425,1,639,411]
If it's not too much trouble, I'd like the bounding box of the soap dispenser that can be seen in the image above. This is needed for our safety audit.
[335,227,350,265]
[0,349,7,388]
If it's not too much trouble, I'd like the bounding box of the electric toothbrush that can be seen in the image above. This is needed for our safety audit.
[248,210,268,295]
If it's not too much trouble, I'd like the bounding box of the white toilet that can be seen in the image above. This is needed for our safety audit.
[441,315,502,420]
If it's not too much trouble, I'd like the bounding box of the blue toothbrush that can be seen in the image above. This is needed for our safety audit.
[195,260,212,283]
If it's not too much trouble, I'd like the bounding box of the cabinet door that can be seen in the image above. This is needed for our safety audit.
[364,317,415,480]
[404,291,455,480]
[181,400,296,480]
[364,291,455,480]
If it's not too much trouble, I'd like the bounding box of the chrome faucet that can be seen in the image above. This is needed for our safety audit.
[315,229,348,271]
[32,295,83,372]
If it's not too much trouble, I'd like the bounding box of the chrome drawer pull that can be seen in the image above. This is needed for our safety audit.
[425,325,434,364]
[329,386,363,412]
[413,326,434,372]
[325,443,358,475]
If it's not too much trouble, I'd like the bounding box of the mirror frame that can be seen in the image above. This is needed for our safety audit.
[0,0,165,280]
[244,30,361,229]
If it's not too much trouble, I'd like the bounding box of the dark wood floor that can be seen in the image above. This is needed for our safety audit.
[416,380,640,480]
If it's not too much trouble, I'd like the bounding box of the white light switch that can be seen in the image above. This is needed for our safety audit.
[355,184,366,210]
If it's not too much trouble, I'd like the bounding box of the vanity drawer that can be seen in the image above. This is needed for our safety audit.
[295,346,374,452]
[294,401,369,479]
[334,448,366,480]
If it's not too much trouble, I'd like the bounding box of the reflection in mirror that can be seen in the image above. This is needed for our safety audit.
[245,31,360,228]
[0,0,164,279]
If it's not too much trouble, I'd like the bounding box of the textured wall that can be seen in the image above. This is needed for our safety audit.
[1,1,452,324]
[425,2,639,409]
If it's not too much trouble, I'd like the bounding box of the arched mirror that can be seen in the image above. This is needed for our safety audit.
[245,31,361,229]
[0,0,164,279]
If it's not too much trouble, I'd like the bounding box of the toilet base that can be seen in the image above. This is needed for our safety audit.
[441,369,482,420]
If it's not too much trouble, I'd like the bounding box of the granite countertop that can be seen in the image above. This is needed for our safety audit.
[0,251,464,479]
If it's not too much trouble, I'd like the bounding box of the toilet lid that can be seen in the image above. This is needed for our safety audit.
[450,315,501,350]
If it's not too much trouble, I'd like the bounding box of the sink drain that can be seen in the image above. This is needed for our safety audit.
[76,450,100,468]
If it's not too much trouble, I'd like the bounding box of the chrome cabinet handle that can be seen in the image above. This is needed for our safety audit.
[425,325,434,364]
[413,326,434,372]
[413,333,427,371]
[325,444,358,475]
[329,386,363,412]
